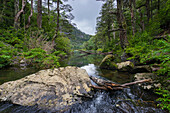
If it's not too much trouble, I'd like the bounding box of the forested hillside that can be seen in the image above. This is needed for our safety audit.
[0,0,90,69]
[70,26,91,49]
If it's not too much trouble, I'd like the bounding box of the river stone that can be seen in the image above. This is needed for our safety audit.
[134,73,161,90]
[0,66,91,112]
[116,61,134,72]
[99,54,117,70]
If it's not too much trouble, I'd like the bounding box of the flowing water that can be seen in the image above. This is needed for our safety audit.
[0,51,167,113]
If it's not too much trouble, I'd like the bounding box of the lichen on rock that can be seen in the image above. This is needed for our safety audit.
[116,61,134,72]
[0,66,92,112]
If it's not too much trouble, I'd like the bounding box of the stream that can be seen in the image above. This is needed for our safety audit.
[0,51,167,113]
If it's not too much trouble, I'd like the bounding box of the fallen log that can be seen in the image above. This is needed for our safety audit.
[90,76,152,91]
[78,50,113,55]
[78,50,95,54]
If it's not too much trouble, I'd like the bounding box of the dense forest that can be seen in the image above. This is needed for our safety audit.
[0,0,90,69]
[0,0,169,111]
[85,0,169,110]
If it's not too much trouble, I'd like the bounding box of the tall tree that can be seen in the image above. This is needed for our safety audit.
[146,0,150,22]
[48,0,50,15]
[14,0,20,18]
[96,0,115,42]
[129,0,136,35]
[117,0,128,49]
[56,0,60,35]
[37,0,42,28]
[26,0,33,28]
[14,0,26,29]
[158,0,160,11]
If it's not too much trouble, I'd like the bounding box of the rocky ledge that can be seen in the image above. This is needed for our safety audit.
[0,66,91,112]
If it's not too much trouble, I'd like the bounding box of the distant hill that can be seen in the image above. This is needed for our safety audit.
[69,26,91,49]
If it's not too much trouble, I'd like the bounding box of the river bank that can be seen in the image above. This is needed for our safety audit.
[0,52,168,113]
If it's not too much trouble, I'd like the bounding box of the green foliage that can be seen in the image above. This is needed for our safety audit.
[0,27,24,48]
[97,48,103,53]
[23,48,60,69]
[70,26,91,49]
[55,33,71,54]
[156,88,170,111]
[0,41,17,68]
[125,32,170,111]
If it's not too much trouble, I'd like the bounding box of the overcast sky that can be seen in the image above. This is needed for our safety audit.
[67,0,104,35]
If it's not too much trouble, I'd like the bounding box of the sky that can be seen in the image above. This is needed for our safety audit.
[67,0,104,35]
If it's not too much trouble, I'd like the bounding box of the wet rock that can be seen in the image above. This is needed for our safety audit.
[116,61,134,72]
[99,54,117,70]
[10,57,28,69]
[151,64,162,72]
[131,65,152,73]
[0,66,91,112]
[134,73,161,90]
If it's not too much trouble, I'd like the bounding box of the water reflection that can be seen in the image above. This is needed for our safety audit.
[0,67,39,85]
[60,51,104,67]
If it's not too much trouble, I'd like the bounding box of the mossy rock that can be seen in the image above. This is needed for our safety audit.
[116,61,134,72]
[99,55,117,70]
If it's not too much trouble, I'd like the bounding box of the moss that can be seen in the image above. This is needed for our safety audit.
[99,55,117,70]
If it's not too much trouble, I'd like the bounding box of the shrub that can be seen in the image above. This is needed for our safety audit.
[0,41,17,68]
[55,34,71,54]
[156,88,170,111]
[23,48,60,69]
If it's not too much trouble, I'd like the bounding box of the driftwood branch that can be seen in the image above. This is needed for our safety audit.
[90,76,152,91]
[90,85,108,90]
[121,79,152,86]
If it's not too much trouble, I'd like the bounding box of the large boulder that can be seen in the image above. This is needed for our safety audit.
[99,54,118,70]
[0,66,91,112]
[116,61,134,72]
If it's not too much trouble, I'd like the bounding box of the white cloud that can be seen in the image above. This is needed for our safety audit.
[67,0,103,35]
[73,19,95,35]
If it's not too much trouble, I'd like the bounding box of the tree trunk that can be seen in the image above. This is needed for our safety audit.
[48,0,50,15]
[26,0,33,29]
[133,0,136,34]
[14,0,26,29]
[52,0,60,42]
[146,0,150,23]
[37,0,42,28]
[56,0,60,34]
[117,0,129,49]
[107,21,111,42]
[151,0,153,19]
[0,0,6,22]
[139,8,145,32]
[129,0,135,36]
[158,0,160,11]
[14,0,19,18]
